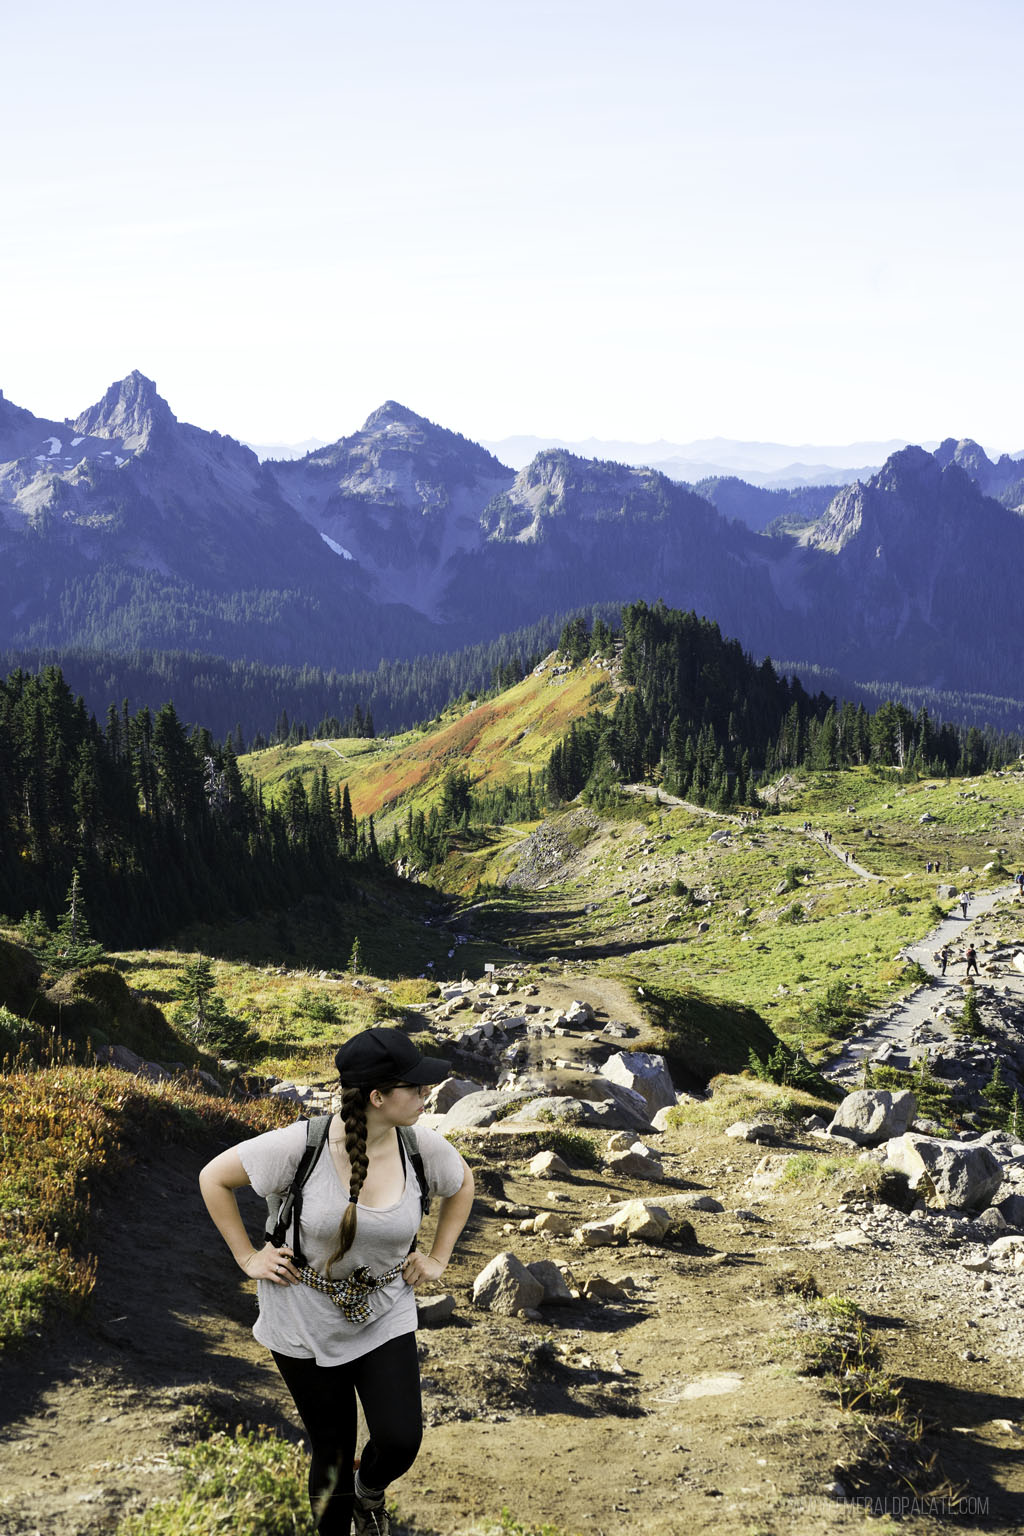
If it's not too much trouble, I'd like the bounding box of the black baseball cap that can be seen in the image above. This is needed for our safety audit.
[334,1026,450,1087]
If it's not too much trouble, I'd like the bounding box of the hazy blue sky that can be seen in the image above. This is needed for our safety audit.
[2,0,1021,449]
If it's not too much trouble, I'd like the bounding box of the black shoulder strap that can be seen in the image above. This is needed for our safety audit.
[268,1113,332,1251]
[397,1124,430,1256]
[398,1125,430,1218]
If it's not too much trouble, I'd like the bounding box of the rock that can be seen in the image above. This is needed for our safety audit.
[829,1089,917,1146]
[658,1193,723,1213]
[528,1150,571,1177]
[970,1208,1008,1234]
[575,1220,620,1247]
[472,1252,545,1314]
[883,1134,1003,1211]
[195,1069,227,1096]
[533,1211,576,1236]
[526,1260,574,1303]
[501,1091,653,1133]
[725,1120,779,1144]
[599,1050,677,1117]
[608,1199,673,1242]
[425,1077,480,1114]
[444,1089,534,1127]
[996,1193,1024,1227]
[582,1276,629,1301]
[606,1147,666,1180]
[564,1000,595,1026]
[987,1235,1024,1262]
[416,1293,456,1326]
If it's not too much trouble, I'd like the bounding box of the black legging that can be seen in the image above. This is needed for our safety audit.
[273,1332,422,1535]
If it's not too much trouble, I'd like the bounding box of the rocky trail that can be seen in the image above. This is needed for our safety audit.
[4,963,1024,1536]
[825,882,1024,1092]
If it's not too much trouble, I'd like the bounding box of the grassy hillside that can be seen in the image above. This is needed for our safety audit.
[242,653,614,829]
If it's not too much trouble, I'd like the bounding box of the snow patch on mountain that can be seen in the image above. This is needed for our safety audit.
[320,532,354,559]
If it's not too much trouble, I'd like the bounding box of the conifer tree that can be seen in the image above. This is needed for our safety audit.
[43,869,105,976]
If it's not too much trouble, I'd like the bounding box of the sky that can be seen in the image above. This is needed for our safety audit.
[1,0,1021,452]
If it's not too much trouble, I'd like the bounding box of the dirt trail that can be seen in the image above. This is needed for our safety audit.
[2,1094,1023,1535]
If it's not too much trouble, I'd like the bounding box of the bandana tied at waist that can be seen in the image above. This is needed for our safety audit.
[296,1261,404,1323]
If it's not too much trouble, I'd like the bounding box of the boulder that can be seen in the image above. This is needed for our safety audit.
[829,1089,917,1146]
[425,1077,480,1114]
[883,1134,1003,1211]
[725,1120,780,1144]
[533,1211,576,1236]
[582,1276,629,1301]
[564,1000,595,1027]
[472,1252,545,1314]
[528,1150,571,1177]
[526,1260,574,1303]
[501,1092,652,1133]
[444,1089,534,1127]
[996,1193,1024,1228]
[416,1293,456,1326]
[608,1199,673,1242]
[575,1219,619,1247]
[599,1050,677,1117]
[606,1147,666,1180]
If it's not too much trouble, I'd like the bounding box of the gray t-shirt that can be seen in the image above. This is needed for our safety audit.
[238,1119,465,1365]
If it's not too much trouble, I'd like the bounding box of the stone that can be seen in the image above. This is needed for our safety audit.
[444,1089,534,1127]
[195,1069,227,1096]
[606,1131,635,1153]
[526,1259,574,1303]
[606,1148,666,1180]
[425,1077,481,1114]
[658,1193,723,1213]
[996,1193,1024,1227]
[416,1293,456,1326]
[501,1092,652,1133]
[533,1211,576,1236]
[599,1050,677,1117]
[883,1134,1003,1211]
[575,1220,620,1247]
[564,1000,595,1026]
[608,1199,673,1242]
[528,1150,571,1177]
[987,1235,1024,1262]
[582,1276,629,1301]
[829,1089,917,1147]
[472,1252,545,1314]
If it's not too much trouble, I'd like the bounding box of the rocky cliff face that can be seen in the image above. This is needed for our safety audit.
[2,373,1023,698]
[268,401,514,612]
[933,436,1024,511]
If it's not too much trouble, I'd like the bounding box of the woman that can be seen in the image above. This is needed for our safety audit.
[200,1026,474,1536]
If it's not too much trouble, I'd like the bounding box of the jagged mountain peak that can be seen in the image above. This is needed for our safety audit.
[73,370,176,452]
[360,400,431,433]
[933,437,994,477]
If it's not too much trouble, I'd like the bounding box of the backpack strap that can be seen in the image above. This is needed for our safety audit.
[398,1125,430,1253]
[266,1114,333,1259]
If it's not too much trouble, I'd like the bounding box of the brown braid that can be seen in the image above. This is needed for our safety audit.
[325,1085,370,1273]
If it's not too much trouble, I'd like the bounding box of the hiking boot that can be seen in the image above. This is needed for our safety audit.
[352,1495,390,1536]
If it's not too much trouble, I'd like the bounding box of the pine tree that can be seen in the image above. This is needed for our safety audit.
[349,936,363,975]
[44,869,105,976]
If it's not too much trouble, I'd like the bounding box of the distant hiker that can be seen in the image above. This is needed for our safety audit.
[940,945,950,975]
[960,894,969,919]
[965,945,979,976]
[200,1028,474,1536]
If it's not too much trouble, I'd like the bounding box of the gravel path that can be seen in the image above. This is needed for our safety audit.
[824,882,1024,1084]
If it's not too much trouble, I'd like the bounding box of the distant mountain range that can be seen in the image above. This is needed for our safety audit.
[2,372,1024,709]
